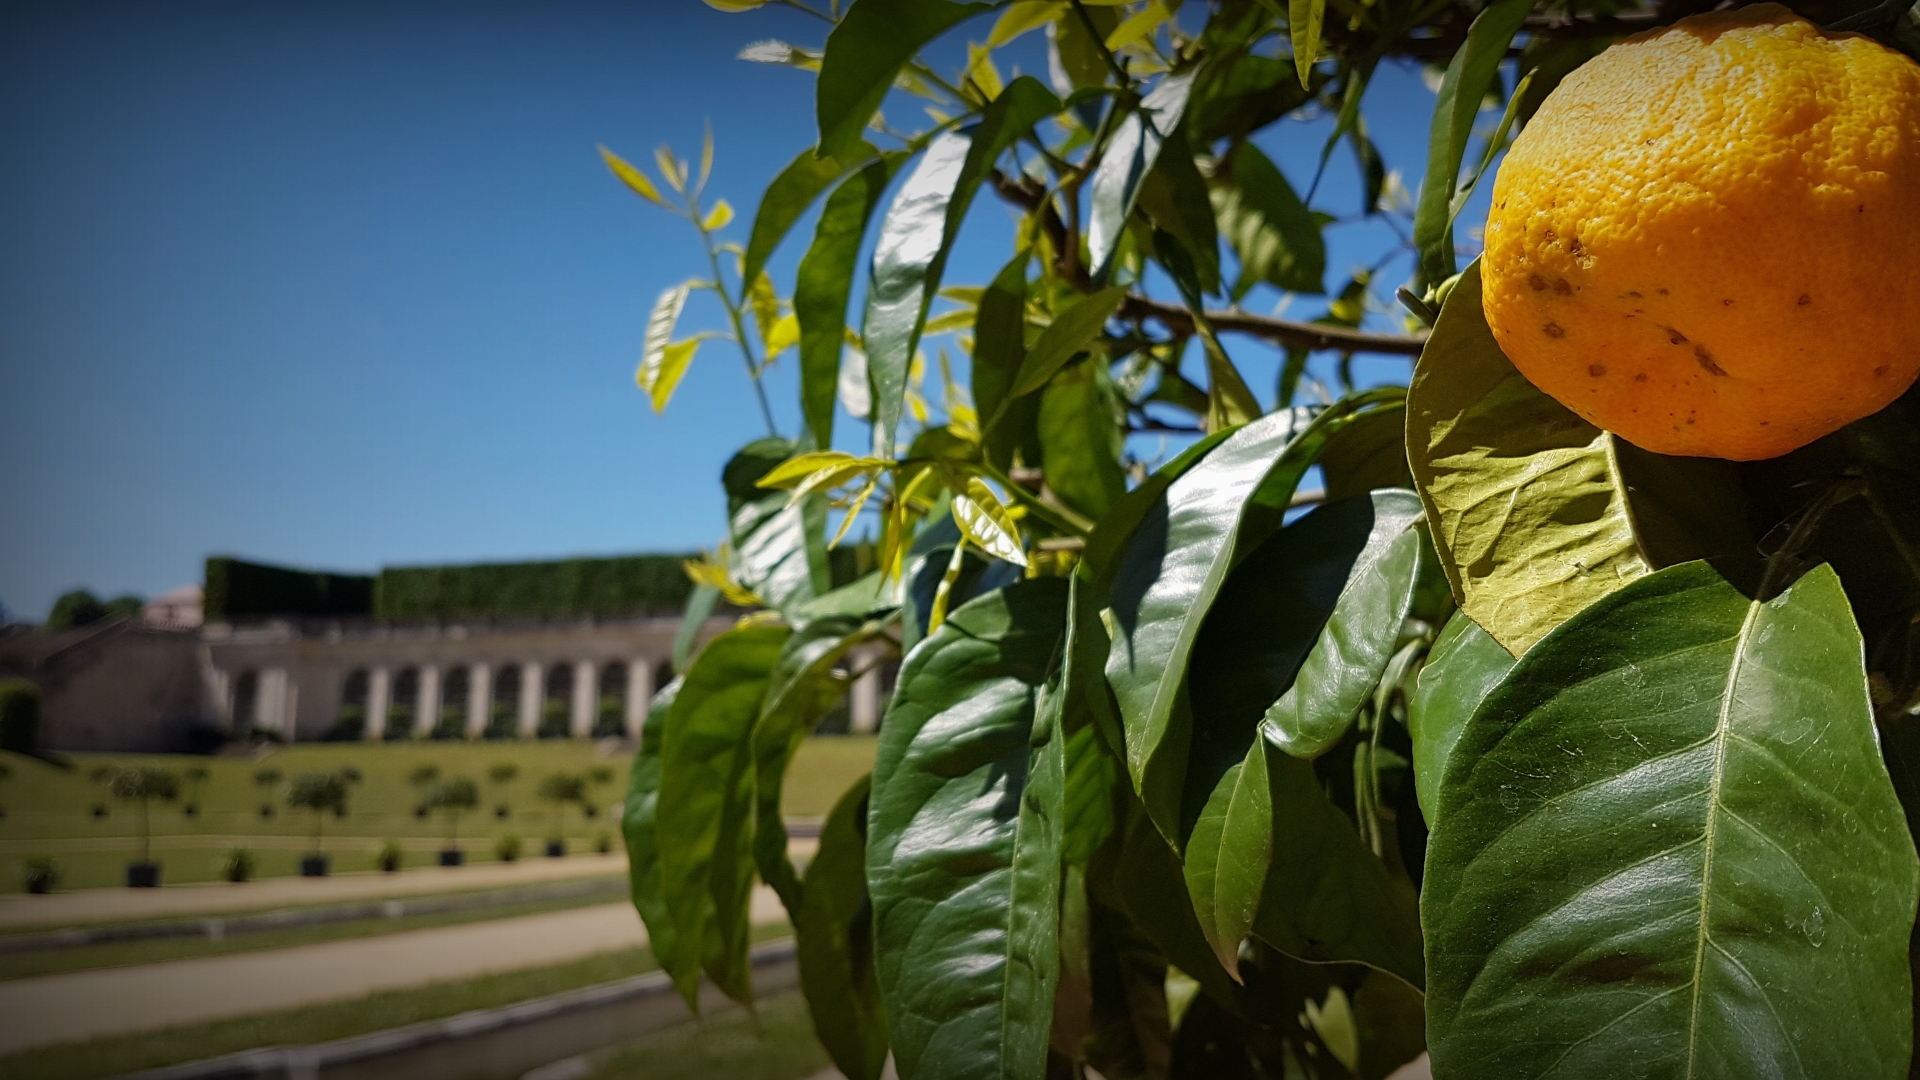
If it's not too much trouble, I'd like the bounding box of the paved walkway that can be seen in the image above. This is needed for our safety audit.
[0,885,787,1055]
[0,853,629,932]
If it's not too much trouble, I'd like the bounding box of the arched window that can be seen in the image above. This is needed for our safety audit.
[435,667,469,740]
[539,663,572,739]
[386,667,420,740]
[232,670,259,733]
[486,665,520,740]
[594,662,628,738]
[654,660,676,696]
[330,669,369,740]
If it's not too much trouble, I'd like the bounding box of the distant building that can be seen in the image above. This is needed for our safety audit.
[0,554,889,753]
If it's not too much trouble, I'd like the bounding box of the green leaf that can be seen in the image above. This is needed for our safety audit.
[1052,2,1118,92]
[797,154,905,449]
[1114,800,1241,1010]
[1187,50,1317,146]
[798,773,890,1080]
[1038,358,1128,523]
[1404,612,1511,829]
[1411,0,1530,290]
[1425,561,1919,1078]
[1088,70,1198,282]
[656,622,789,1005]
[1135,127,1220,296]
[672,583,723,673]
[1211,141,1325,297]
[639,282,694,410]
[1181,491,1426,976]
[865,77,1064,456]
[1288,0,1325,89]
[1010,286,1128,398]
[815,0,993,164]
[1105,394,1400,844]
[868,580,1069,1080]
[1319,400,1412,499]
[744,143,874,296]
[752,614,876,916]
[972,251,1041,471]
[622,677,696,1005]
[1081,428,1236,586]
[1408,262,1753,655]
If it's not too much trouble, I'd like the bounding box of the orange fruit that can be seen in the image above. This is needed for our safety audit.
[1480,4,1920,461]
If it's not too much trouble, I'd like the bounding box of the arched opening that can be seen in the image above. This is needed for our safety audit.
[231,670,259,735]
[434,667,469,740]
[331,669,369,740]
[386,667,420,740]
[487,665,520,739]
[593,662,628,738]
[653,660,676,696]
[539,664,573,739]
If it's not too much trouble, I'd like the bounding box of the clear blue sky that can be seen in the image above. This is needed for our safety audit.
[0,0,1482,621]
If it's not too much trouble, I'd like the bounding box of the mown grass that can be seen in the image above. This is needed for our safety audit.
[586,990,829,1080]
[0,923,795,1080]
[0,875,625,980]
[0,736,874,892]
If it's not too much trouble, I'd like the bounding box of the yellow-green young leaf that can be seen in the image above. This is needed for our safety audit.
[738,39,823,71]
[951,476,1028,566]
[601,146,667,207]
[1105,1,1172,52]
[765,313,800,359]
[655,146,687,193]
[639,283,693,410]
[641,339,707,412]
[965,42,1005,100]
[749,271,781,347]
[704,0,768,9]
[1010,286,1128,397]
[1289,0,1325,89]
[922,308,975,335]
[758,450,891,490]
[701,199,735,232]
[987,0,1066,46]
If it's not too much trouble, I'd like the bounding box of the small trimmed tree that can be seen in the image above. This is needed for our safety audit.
[421,777,480,850]
[537,772,587,851]
[488,762,519,819]
[286,770,355,856]
[105,767,179,867]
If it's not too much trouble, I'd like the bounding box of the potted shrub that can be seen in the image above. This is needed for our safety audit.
[181,765,209,819]
[22,856,58,895]
[594,831,612,855]
[376,839,404,873]
[220,848,254,883]
[420,776,478,866]
[286,768,356,877]
[494,832,522,863]
[253,768,281,820]
[100,766,179,887]
[537,772,586,857]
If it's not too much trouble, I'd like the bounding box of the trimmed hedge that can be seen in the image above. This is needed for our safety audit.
[372,555,694,621]
[204,558,374,620]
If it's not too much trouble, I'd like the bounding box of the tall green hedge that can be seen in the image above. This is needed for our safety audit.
[372,555,695,621]
[204,558,375,620]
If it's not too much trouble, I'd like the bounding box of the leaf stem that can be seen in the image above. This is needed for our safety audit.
[692,197,780,438]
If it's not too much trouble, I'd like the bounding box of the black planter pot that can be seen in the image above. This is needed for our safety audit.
[126,862,161,888]
[545,840,566,858]
[26,878,51,895]
[439,849,464,867]
[378,854,402,873]
[300,854,330,877]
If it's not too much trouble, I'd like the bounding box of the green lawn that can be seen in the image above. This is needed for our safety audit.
[0,876,625,980]
[585,990,828,1080]
[0,737,875,893]
[0,923,797,1080]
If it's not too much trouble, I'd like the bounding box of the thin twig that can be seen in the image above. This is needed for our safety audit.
[1121,294,1427,356]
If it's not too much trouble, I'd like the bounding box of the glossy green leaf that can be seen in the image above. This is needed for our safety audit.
[1410,0,1529,290]
[753,614,876,916]
[657,622,788,1005]
[972,251,1041,471]
[865,77,1064,456]
[1318,400,1411,500]
[1426,561,1919,1078]
[1288,0,1325,89]
[1010,286,1128,398]
[744,143,873,297]
[868,580,1069,1080]
[796,154,903,449]
[815,0,993,164]
[1038,358,1128,523]
[1182,491,1425,975]
[1088,70,1197,281]
[1080,428,1235,586]
[672,583,722,673]
[622,677,696,1006]
[1135,127,1220,295]
[1405,612,1512,827]
[1408,262,1751,655]
[1211,141,1325,297]
[1187,49,1316,147]
[1051,3,1118,93]
[1114,802,1241,1010]
[1105,394,1399,843]
[798,773,890,1080]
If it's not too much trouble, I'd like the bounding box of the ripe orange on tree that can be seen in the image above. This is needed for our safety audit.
[1481,3,1920,460]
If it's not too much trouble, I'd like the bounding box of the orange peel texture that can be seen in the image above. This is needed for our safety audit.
[1481,4,1920,460]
